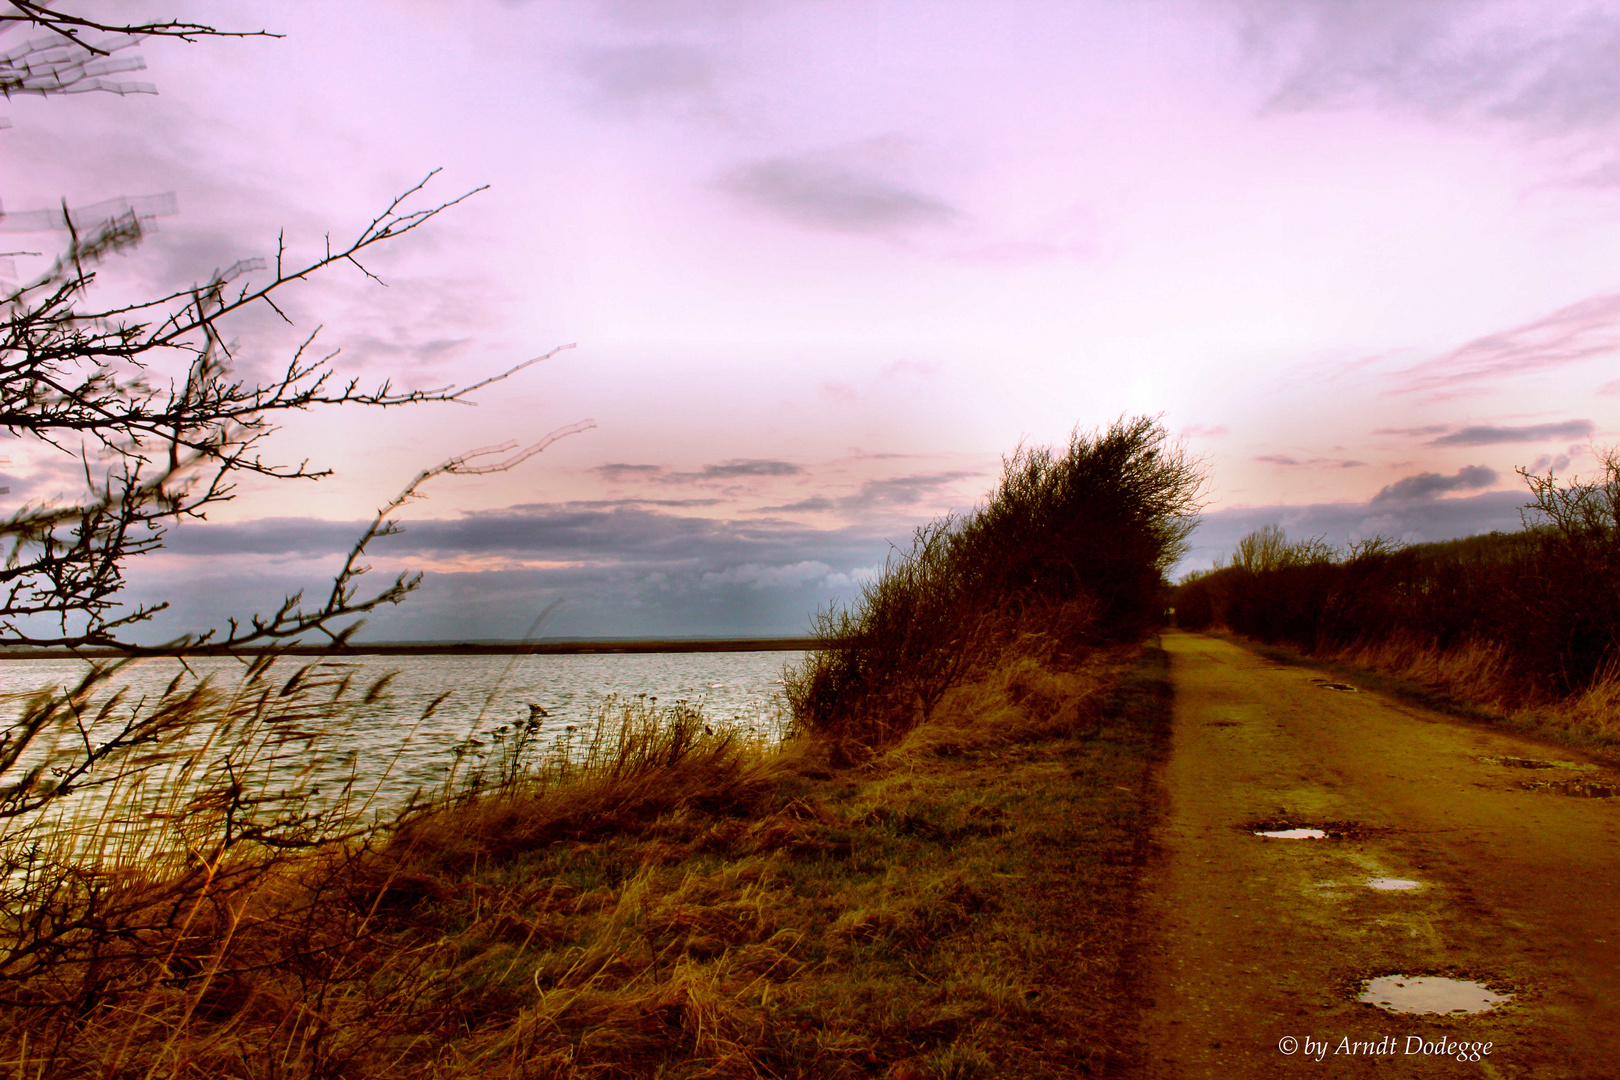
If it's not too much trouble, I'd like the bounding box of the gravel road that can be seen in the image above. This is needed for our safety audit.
[1136,631,1620,1078]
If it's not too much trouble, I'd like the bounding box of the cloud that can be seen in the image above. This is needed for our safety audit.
[1179,424,1230,439]
[760,470,980,516]
[1400,293,1620,391]
[820,380,856,404]
[574,44,716,112]
[162,501,886,568]
[879,359,942,379]
[719,151,958,235]
[1528,452,1572,472]
[121,501,909,641]
[1256,454,1367,468]
[702,560,835,588]
[845,471,977,509]
[1374,424,1451,436]
[694,459,802,479]
[590,458,803,486]
[596,0,763,30]
[1372,464,1498,503]
[763,495,835,513]
[1248,1,1620,138]
[1428,419,1594,445]
[541,497,726,509]
[333,333,474,371]
[594,463,664,482]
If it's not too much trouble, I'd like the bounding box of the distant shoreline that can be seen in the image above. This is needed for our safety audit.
[0,638,824,660]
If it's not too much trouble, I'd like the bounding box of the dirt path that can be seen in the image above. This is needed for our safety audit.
[1136,631,1620,1078]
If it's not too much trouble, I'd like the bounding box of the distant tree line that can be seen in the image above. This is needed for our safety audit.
[1175,452,1620,699]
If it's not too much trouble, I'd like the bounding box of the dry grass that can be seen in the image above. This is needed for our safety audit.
[1247,631,1620,749]
[1326,633,1523,714]
[1324,633,1620,744]
[0,641,1170,1078]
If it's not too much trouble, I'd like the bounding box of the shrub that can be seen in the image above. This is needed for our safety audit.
[787,417,1203,746]
[1176,450,1620,700]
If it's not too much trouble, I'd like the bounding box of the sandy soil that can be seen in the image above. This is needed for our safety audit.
[1135,632,1620,1078]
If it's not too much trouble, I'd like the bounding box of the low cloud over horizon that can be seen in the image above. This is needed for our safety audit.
[129,501,903,642]
[125,468,1548,641]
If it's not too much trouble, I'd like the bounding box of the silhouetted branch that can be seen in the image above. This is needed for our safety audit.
[0,174,584,651]
[0,7,588,653]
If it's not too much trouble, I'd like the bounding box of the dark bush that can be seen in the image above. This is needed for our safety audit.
[1176,452,1620,698]
[787,417,1204,744]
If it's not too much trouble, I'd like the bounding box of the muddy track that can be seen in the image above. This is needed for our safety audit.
[1135,632,1620,1078]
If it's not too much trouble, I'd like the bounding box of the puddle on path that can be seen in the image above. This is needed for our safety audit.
[1358,975,1510,1015]
[1244,818,1381,840]
[1522,777,1619,798]
[1366,878,1421,890]
[1479,755,1594,771]
[1311,679,1359,692]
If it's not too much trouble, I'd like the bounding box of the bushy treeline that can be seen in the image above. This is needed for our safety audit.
[1175,454,1620,699]
[786,417,1203,745]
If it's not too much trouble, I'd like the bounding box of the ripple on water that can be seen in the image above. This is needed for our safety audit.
[1366,878,1421,890]
[1255,828,1326,839]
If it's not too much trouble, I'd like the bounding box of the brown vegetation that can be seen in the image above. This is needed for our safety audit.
[787,417,1201,754]
[0,641,1170,1078]
[0,418,1196,1076]
[1174,452,1620,746]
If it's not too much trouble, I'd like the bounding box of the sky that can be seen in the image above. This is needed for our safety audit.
[4,0,1620,641]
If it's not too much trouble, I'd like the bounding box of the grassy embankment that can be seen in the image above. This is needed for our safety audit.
[0,418,1197,1078]
[1175,455,1620,752]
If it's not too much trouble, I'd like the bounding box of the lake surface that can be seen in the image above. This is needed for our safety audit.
[0,650,804,809]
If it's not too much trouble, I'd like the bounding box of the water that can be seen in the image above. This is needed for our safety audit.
[1358,975,1509,1015]
[1254,828,1326,839]
[0,650,803,809]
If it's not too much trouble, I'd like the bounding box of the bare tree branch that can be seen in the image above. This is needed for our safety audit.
[0,8,589,653]
[0,177,586,651]
[1,2,278,53]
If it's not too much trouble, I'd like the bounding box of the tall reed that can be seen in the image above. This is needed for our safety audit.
[0,657,765,1077]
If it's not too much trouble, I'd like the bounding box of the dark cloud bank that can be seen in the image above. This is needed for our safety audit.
[123,461,1547,640]
[131,502,899,643]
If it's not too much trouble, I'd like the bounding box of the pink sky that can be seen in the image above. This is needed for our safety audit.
[6,0,1620,639]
